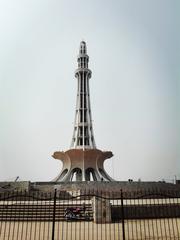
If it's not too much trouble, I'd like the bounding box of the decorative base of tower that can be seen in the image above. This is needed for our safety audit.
[52,149,114,182]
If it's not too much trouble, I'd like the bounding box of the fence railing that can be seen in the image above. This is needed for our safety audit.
[0,188,180,239]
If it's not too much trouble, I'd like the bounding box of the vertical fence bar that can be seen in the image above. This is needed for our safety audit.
[20,191,25,240]
[106,191,109,240]
[108,191,111,240]
[92,189,94,240]
[164,190,171,239]
[29,191,33,240]
[7,192,13,240]
[33,192,38,240]
[156,189,164,239]
[100,190,102,240]
[116,191,120,240]
[121,189,125,240]
[65,190,70,240]
[95,190,97,240]
[87,189,90,240]
[133,190,139,239]
[150,189,155,239]
[11,191,18,240]
[128,191,132,239]
[15,191,21,240]
[125,192,130,240]
[137,191,143,240]
[152,189,160,239]
[3,191,9,240]
[168,190,176,238]
[24,191,30,240]
[0,193,4,239]
[56,191,59,240]
[42,192,47,240]
[38,191,43,240]
[160,191,168,240]
[47,192,51,239]
[52,189,57,240]
[61,191,65,240]
[174,191,180,238]
[70,191,73,240]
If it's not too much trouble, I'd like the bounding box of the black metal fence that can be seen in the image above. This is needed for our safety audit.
[0,189,180,239]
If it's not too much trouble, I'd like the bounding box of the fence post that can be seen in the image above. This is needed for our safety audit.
[52,189,57,240]
[121,189,125,240]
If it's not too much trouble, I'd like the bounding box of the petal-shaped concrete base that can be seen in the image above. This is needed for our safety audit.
[52,149,114,182]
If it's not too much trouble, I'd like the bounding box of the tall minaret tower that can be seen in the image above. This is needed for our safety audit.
[71,41,96,149]
[52,41,114,182]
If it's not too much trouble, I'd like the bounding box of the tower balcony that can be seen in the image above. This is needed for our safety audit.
[74,123,91,127]
[77,53,89,59]
[77,134,90,138]
[75,68,92,76]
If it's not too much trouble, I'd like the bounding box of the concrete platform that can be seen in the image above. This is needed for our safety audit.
[1,181,180,196]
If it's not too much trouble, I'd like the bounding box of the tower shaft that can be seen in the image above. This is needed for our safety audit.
[71,41,96,149]
[52,41,114,182]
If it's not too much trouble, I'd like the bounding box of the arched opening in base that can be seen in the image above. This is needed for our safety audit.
[85,168,97,181]
[70,168,82,181]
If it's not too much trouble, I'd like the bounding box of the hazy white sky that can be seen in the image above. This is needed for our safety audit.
[0,0,179,182]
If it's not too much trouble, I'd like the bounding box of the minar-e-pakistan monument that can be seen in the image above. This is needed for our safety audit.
[52,41,114,182]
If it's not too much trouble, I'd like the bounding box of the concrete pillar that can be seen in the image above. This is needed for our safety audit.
[76,171,82,181]
[93,196,111,223]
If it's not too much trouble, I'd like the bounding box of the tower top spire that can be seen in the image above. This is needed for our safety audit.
[79,41,87,54]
